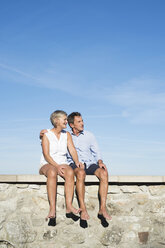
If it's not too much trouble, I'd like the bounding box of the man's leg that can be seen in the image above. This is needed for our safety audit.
[74,168,90,220]
[94,168,111,220]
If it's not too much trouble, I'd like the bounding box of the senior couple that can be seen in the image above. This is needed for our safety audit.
[40,110,111,226]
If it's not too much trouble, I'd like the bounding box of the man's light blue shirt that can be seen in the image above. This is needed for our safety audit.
[67,130,102,168]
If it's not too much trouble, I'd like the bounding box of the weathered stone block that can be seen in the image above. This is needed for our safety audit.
[0,184,10,191]
[40,185,47,194]
[100,226,124,246]
[0,212,6,227]
[0,240,14,248]
[4,219,37,244]
[16,184,29,189]
[57,186,65,196]
[0,198,17,212]
[148,186,165,196]
[109,185,121,194]
[17,193,40,214]
[29,184,40,190]
[120,185,141,193]
[31,213,45,226]
[145,199,165,214]
[139,185,149,193]
[43,229,57,240]
[71,233,85,244]
[85,185,98,198]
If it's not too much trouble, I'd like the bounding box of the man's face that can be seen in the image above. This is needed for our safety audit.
[72,116,84,133]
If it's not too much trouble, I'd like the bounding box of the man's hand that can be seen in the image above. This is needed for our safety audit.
[75,162,85,169]
[39,129,48,139]
[98,160,107,171]
[79,162,85,169]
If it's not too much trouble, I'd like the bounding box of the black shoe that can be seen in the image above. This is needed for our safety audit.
[97,214,109,228]
[66,212,79,221]
[48,217,56,226]
[80,218,88,228]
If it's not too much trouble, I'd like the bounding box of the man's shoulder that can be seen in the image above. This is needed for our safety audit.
[84,130,95,137]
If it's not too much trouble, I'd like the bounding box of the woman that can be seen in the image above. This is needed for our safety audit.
[40,110,81,226]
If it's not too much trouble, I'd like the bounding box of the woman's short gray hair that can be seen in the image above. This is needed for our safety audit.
[50,110,67,128]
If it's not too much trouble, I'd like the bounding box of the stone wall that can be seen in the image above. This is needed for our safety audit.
[0,175,165,248]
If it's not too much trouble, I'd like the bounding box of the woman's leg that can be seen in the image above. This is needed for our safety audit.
[60,164,80,214]
[40,164,57,218]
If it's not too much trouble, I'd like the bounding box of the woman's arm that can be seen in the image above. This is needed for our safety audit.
[67,132,80,167]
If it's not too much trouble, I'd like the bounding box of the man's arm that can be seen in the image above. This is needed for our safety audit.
[90,133,108,171]
[67,132,84,169]
[89,133,102,160]
[39,129,48,139]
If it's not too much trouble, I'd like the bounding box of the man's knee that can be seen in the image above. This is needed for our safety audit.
[66,167,74,178]
[97,168,108,180]
[101,169,108,180]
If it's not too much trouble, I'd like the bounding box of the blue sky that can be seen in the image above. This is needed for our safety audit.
[0,0,165,175]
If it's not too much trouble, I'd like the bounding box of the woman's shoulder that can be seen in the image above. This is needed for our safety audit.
[45,130,55,139]
[44,130,52,138]
[61,130,68,138]
[63,130,71,138]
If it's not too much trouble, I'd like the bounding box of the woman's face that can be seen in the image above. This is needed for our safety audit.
[57,115,68,129]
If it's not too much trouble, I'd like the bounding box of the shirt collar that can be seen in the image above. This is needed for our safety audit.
[71,130,84,136]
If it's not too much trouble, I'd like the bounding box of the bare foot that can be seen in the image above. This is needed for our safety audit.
[66,205,81,215]
[99,209,112,220]
[80,210,90,220]
[46,209,56,221]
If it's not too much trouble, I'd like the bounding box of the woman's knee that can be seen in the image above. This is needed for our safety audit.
[76,169,86,180]
[47,168,57,178]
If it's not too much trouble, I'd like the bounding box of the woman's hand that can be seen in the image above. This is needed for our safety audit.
[57,164,65,176]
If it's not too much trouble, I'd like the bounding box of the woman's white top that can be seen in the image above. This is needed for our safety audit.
[40,130,68,167]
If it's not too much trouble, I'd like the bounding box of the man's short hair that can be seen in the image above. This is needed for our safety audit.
[67,112,81,126]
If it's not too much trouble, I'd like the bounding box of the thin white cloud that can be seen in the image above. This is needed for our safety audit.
[0,62,81,94]
[102,78,165,106]
[85,114,121,118]
[0,63,40,81]
[1,62,165,125]
[97,78,165,125]
[96,135,165,145]
[0,118,48,123]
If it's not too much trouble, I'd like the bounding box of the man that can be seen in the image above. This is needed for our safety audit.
[40,112,111,222]
[67,112,111,221]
